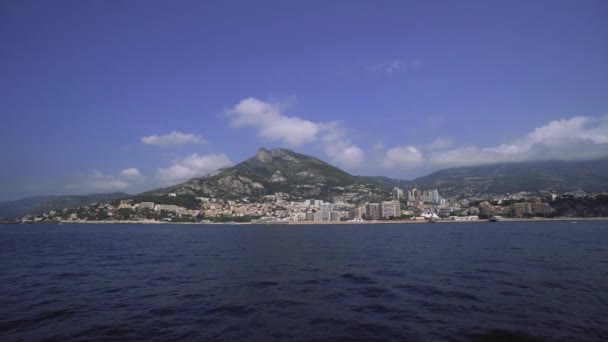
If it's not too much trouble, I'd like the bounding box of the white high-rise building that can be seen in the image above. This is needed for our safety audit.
[429,189,440,204]
[407,188,418,202]
[392,187,403,201]
[381,201,400,219]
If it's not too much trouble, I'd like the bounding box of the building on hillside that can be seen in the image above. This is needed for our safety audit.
[392,187,404,201]
[155,204,179,213]
[118,200,134,209]
[319,203,335,211]
[407,188,417,202]
[429,189,440,204]
[333,196,346,205]
[305,199,323,206]
[139,202,155,210]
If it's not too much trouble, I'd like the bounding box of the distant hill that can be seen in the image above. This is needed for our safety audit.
[410,158,608,198]
[144,148,398,201]
[0,192,129,219]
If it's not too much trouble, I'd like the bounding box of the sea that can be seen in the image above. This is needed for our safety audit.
[0,221,607,341]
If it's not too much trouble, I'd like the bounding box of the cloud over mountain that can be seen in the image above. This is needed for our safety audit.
[141,131,205,147]
[227,98,320,146]
[381,115,608,170]
[228,98,365,168]
[157,153,233,184]
[66,168,145,193]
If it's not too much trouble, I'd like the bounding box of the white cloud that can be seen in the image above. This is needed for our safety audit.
[141,131,205,147]
[381,146,423,169]
[228,97,365,168]
[157,153,233,184]
[120,168,145,182]
[228,98,320,146]
[427,116,608,167]
[66,168,145,193]
[321,122,365,168]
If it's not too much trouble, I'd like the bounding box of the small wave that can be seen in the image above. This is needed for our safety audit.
[345,322,413,341]
[373,269,405,278]
[500,291,521,297]
[308,317,348,326]
[394,284,444,297]
[475,268,513,276]
[247,280,278,288]
[204,305,256,317]
[55,272,91,278]
[149,306,178,317]
[538,281,567,290]
[351,304,394,314]
[340,273,375,284]
[296,279,323,285]
[444,290,481,302]
[179,293,207,300]
[467,329,545,342]
[264,300,305,308]
[322,292,346,299]
[103,325,137,337]
[0,308,73,332]
[357,286,394,298]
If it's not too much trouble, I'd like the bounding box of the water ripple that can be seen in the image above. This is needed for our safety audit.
[0,222,607,341]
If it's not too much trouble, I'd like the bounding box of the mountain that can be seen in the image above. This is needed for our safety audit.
[0,192,129,219]
[4,149,608,218]
[144,149,608,201]
[144,148,397,201]
[411,158,608,198]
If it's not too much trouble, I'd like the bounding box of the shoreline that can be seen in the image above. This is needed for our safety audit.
[3,217,607,225]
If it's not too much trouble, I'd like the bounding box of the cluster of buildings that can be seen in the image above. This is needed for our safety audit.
[22,185,602,224]
[403,188,442,205]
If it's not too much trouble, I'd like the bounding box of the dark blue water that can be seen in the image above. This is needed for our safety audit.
[1,222,607,341]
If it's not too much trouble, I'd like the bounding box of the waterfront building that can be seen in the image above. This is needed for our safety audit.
[365,203,381,220]
[313,210,331,222]
[349,206,366,220]
[330,211,340,222]
[381,201,400,219]
[305,212,314,221]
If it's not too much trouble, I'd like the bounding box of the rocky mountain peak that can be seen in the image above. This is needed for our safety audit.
[255,147,299,163]
[255,147,273,163]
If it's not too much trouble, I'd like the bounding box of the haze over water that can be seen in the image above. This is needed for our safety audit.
[1,222,607,341]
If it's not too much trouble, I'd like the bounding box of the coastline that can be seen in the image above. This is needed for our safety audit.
[3,217,607,225]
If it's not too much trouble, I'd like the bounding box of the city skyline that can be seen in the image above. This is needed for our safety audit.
[2,0,608,200]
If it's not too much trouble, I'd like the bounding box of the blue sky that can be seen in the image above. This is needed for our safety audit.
[1,0,607,200]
